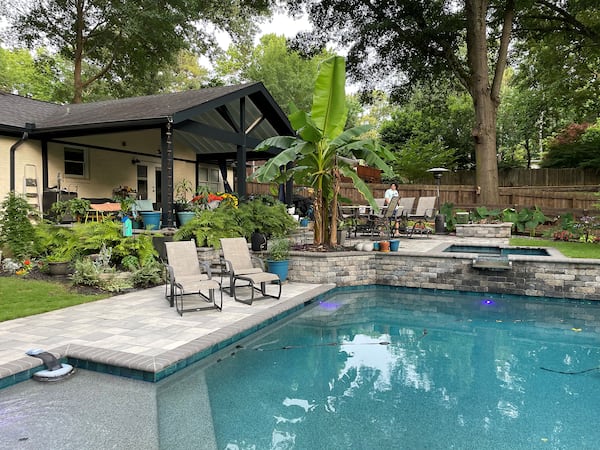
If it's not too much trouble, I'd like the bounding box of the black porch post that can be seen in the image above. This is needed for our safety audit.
[160,118,175,228]
[236,96,247,198]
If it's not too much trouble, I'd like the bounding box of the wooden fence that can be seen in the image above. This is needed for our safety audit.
[416,168,600,187]
[247,181,600,216]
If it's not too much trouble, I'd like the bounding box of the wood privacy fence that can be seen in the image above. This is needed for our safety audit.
[247,181,600,216]
[416,168,600,187]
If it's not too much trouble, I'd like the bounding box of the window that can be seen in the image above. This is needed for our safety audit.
[198,166,222,192]
[64,147,88,178]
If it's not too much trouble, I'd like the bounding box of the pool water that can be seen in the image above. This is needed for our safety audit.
[2,287,600,449]
[158,287,600,449]
[443,244,550,256]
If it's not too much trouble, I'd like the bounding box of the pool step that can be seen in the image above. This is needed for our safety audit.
[472,255,512,271]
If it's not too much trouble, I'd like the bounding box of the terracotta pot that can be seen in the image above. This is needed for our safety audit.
[379,240,390,252]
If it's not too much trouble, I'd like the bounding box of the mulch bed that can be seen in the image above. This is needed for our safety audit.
[0,268,111,296]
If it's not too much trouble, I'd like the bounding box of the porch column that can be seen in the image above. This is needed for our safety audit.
[236,96,247,198]
[160,118,175,228]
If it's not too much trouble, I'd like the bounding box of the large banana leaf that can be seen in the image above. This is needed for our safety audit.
[311,56,348,140]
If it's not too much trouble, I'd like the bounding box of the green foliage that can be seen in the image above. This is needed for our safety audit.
[0,47,72,102]
[379,83,470,180]
[4,0,271,102]
[237,196,297,238]
[439,203,456,232]
[174,203,244,249]
[0,192,38,259]
[215,34,333,115]
[252,55,395,246]
[130,259,165,288]
[267,238,291,261]
[502,206,549,235]
[541,121,600,168]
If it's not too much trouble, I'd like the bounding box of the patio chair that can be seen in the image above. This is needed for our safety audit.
[220,237,281,305]
[164,240,222,316]
[405,196,436,237]
[371,196,399,239]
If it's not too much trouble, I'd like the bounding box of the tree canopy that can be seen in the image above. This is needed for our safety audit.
[214,33,333,115]
[284,0,600,201]
[1,0,272,103]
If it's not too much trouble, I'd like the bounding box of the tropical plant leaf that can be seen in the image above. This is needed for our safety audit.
[312,56,348,139]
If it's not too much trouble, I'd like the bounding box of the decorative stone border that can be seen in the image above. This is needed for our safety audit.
[287,249,600,301]
[455,222,513,238]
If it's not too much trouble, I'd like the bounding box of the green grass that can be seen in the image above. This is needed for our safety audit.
[0,277,109,322]
[510,237,600,259]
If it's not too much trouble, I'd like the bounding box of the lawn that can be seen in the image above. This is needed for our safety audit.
[0,277,109,322]
[509,237,600,259]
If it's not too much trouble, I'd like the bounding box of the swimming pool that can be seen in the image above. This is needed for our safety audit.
[443,244,550,256]
[2,286,600,449]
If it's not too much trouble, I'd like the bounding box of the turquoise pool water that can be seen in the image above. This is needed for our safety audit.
[2,287,600,449]
[443,244,550,256]
[157,287,600,449]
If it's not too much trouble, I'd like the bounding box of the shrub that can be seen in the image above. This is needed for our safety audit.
[0,192,38,259]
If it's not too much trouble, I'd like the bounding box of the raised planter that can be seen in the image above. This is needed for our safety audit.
[455,222,512,238]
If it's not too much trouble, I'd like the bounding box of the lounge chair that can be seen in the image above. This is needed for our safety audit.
[220,237,281,305]
[164,240,222,316]
[405,196,436,237]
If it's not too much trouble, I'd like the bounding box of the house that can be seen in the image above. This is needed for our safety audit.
[0,82,293,227]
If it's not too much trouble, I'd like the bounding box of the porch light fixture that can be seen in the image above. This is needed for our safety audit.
[131,158,141,165]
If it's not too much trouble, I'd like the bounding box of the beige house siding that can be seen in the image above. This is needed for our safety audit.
[2,129,228,210]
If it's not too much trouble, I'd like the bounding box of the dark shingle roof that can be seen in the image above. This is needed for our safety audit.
[0,92,62,129]
[0,82,273,131]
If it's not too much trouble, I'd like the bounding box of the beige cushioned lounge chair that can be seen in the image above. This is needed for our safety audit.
[164,240,222,316]
[220,237,281,305]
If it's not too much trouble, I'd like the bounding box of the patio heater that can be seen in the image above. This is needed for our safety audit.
[427,167,449,234]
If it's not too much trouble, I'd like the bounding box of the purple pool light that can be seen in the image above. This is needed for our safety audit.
[481,298,496,306]
[319,301,342,311]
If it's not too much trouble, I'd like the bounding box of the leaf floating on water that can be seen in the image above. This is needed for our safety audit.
[572,328,582,332]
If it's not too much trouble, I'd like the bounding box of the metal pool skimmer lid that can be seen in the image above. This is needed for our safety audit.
[25,349,75,382]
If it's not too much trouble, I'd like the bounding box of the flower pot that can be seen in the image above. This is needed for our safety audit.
[389,239,400,251]
[379,240,390,252]
[140,211,161,231]
[267,259,289,282]
[372,241,380,251]
[48,261,72,276]
[176,211,196,227]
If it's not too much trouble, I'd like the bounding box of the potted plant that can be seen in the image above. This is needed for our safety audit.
[266,238,290,282]
[67,198,91,222]
[174,179,196,226]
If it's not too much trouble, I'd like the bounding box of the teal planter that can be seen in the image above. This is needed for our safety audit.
[140,211,161,231]
[176,211,195,226]
[390,239,400,251]
[267,259,289,282]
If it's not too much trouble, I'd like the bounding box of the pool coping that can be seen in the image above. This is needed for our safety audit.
[429,241,568,260]
[0,284,336,389]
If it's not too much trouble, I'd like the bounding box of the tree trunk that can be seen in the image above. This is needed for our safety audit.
[472,94,500,204]
[465,0,510,205]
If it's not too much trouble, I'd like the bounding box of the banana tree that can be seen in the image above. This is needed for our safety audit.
[251,56,395,246]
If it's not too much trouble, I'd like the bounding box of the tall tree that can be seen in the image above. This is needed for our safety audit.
[285,0,600,205]
[214,33,332,114]
[0,47,72,102]
[2,0,272,103]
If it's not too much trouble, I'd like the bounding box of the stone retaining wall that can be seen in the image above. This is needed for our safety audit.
[455,222,512,238]
[287,251,600,301]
